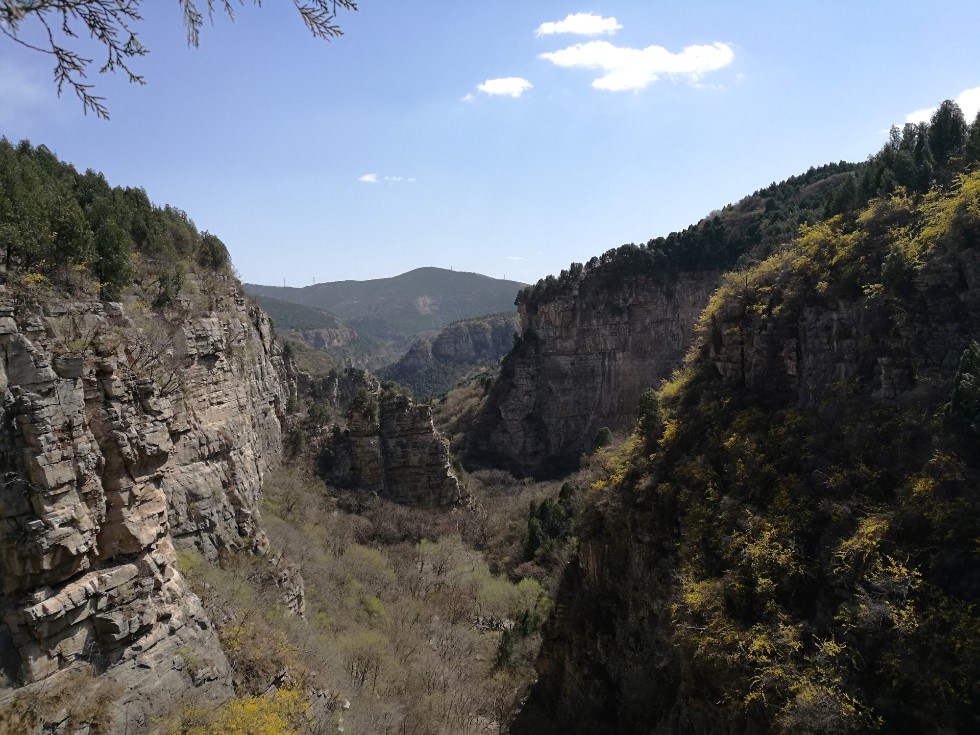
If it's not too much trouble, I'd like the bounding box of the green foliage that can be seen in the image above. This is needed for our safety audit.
[516,100,980,319]
[0,137,243,306]
[347,387,379,423]
[928,100,969,172]
[636,388,661,440]
[944,341,980,439]
[286,426,307,456]
[2,1,356,119]
[196,231,230,271]
[551,168,980,733]
[154,267,184,308]
[593,426,612,449]
[522,490,575,562]
[306,401,332,428]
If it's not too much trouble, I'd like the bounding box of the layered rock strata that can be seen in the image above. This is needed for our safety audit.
[0,285,288,730]
[331,391,464,506]
[471,271,719,476]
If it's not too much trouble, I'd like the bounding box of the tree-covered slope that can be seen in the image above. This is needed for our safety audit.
[245,268,525,349]
[0,138,231,301]
[514,172,980,734]
[517,100,980,313]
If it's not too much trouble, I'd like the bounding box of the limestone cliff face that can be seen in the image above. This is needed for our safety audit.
[429,313,517,366]
[512,211,980,733]
[0,282,288,729]
[703,249,980,408]
[331,391,464,506]
[379,312,518,397]
[470,272,718,476]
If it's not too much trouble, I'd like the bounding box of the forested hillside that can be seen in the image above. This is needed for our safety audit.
[0,138,231,301]
[513,105,980,734]
[518,100,980,312]
[378,312,518,398]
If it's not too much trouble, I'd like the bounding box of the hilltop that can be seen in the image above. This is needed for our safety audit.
[245,267,526,351]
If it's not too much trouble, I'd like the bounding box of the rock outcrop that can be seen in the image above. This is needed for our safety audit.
[379,312,518,397]
[0,282,288,731]
[330,390,464,506]
[512,183,980,734]
[470,271,719,476]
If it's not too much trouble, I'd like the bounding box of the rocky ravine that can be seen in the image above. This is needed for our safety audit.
[470,271,719,477]
[0,282,289,732]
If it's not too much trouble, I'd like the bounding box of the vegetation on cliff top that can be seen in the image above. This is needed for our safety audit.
[528,170,980,733]
[518,99,980,312]
[0,137,231,303]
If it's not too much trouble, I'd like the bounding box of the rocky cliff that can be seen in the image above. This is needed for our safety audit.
[379,312,518,397]
[0,280,289,732]
[513,179,980,734]
[330,389,464,506]
[470,271,718,477]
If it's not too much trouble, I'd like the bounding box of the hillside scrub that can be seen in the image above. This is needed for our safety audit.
[518,171,980,734]
[166,460,594,734]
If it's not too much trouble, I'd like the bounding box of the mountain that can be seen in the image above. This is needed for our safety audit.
[377,312,519,398]
[469,103,980,478]
[254,295,393,370]
[508,110,980,733]
[245,267,526,350]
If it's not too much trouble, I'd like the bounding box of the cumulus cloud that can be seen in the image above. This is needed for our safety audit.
[905,85,980,124]
[476,77,533,98]
[535,12,622,38]
[540,40,734,91]
[358,173,378,183]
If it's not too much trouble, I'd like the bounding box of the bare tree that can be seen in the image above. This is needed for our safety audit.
[0,0,357,118]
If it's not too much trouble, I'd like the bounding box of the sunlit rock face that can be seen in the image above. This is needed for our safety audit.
[0,283,288,730]
[331,390,464,506]
[470,271,719,477]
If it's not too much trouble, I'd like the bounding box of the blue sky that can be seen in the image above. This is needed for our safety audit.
[2,1,979,286]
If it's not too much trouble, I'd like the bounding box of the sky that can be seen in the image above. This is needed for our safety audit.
[2,1,980,287]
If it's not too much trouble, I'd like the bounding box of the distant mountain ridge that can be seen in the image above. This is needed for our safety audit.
[253,295,393,370]
[245,267,526,351]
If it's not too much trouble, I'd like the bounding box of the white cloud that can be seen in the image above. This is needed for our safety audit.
[461,92,475,103]
[476,77,533,98]
[359,173,416,184]
[535,12,622,38]
[905,85,980,124]
[540,40,734,91]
